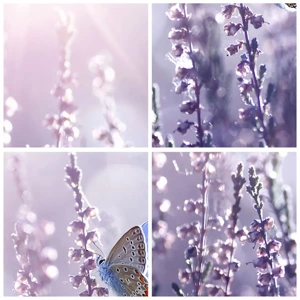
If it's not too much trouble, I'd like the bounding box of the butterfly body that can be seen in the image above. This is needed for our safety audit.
[97,225,148,296]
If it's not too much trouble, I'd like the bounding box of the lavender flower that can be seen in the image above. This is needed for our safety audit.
[89,54,126,147]
[223,163,246,295]
[44,8,79,147]
[246,166,282,296]
[174,153,216,296]
[223,4,275,147]
[153,152,296,296]
[166,4,213,147]
[11,156,58,296]
[251,153,297,292]
[65,153,108,296]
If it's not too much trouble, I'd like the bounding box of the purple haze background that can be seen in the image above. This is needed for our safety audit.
[152,4,296,147]
[153,152,296,296]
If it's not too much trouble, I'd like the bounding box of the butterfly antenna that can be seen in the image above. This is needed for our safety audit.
[81,193,101,222]
[92,241,105,258]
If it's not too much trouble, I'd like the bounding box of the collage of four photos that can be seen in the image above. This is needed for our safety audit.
[2,2,297,297]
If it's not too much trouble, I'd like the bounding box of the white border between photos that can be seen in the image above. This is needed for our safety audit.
[0,0,299,299]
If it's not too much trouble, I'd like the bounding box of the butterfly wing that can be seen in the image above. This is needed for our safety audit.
[141,221,148,278]
[275,3,296,11]
[109,264,148,296]
[106,225,147,274]
[141,221,148,250]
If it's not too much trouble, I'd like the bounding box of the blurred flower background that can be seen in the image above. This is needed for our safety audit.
[4,152,148,296]
[152,152,296,296]
[152,3,296,147]
[4,4,148,147]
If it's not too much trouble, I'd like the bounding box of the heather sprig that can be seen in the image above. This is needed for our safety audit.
[166,4,213,147]
[175,153,215,296]
[11,156,58,296]
[252,153,297,292]
[209,163,246,296]
[223,4,275,147]
[246,166,283,296]
[64,153,108,296]
[89,54,126,147]
[44,8,79,147]
[153,153,295,296]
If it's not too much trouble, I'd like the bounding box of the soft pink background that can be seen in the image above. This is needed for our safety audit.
[4,4,148,147]
[4,152,148,296]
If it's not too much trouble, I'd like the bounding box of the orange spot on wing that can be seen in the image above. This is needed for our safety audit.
[142,284,148,296]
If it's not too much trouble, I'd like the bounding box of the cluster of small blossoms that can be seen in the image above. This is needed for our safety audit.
[246,166,283,296]
[208,163,247,296]
[250,153,297,291]
[4,96,18,145]
[44,9,79,147]
[65,153,108,296]
[10,156,58,295]
[175,153,219,296]
[89,54,126,147]
[166,4,213,147]
[222,4,275,147]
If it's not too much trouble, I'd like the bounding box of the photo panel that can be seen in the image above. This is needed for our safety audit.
[4,3,148,147]
[4,152,148,296]
[153,152,296,296]
[152,3,296,147]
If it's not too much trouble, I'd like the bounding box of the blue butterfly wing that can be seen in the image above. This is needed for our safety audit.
[98,225,148,296]
[141,221,148,278]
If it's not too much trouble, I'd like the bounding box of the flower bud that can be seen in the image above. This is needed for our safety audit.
[224,22,242,36]
[166,4,185,20]
[183,199,196,213]
[178,268,191,283]
[258,272,272,285]
[184,245,198,260]
[179,100,198,114]
[268,240,281,253]
[168,28,188,40]
[250,14,265,29]
[252,256,269,269]
[263,217,274,230]
[272,265,284,278]
[248,230,264,244]
[221,4,237,19]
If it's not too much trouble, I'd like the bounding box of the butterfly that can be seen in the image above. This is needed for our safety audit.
[275,3,296,11]
[286,3,296,9]
[96,223,148,297]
